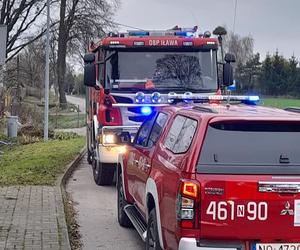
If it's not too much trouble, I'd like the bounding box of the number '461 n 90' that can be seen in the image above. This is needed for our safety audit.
[206,201,268,221]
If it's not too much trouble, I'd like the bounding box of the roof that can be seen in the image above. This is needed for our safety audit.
[161,103,300,120]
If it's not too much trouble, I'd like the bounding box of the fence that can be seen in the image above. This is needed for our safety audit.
[0,101,85,131]
[51,103,85,129]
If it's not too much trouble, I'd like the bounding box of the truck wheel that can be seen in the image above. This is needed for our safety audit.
[86,127,92,164]
[93,159,114,186]
[146,209,162,250]
[117,172,132,227]
[87,149,92,165]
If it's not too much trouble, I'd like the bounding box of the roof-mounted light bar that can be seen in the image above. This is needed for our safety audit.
[164,92,260,104]
[127,27,198,38]
[113,92,260,108]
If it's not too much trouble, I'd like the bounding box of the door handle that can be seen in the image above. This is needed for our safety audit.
[144,164,151,169]
[134,160,139,165]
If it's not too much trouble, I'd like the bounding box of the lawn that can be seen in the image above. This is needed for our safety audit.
[49,114,86,129]
[0,137,85,186]
[260,97,300,109]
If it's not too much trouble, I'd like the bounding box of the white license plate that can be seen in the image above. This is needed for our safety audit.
[255,243,300,250]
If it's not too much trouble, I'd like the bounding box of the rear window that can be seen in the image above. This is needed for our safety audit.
[197,121,300,174]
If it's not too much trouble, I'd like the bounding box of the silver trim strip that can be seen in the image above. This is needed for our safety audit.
[258,181,300,193]
[272,176,300,179]
[112,103,168,107]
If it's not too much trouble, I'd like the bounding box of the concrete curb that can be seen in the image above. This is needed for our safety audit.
[58,146,87,189]
[56,146,87,250]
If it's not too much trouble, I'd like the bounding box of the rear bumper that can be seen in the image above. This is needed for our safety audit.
[179,238,241,250]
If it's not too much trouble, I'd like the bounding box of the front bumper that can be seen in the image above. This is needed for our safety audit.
[98,144,126,164]
[179,238,242,250]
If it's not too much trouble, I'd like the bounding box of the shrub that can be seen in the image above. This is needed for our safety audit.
[53,131,79,140]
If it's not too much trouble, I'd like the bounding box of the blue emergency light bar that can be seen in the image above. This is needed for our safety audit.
[168,93,260,105]
[174,31,195,37]
[141,106,153,115]
[113,92,260,107]
[128,31,150,36]
[127,27,197,38]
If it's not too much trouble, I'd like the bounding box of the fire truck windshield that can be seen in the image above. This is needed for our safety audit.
[105,50,217,92]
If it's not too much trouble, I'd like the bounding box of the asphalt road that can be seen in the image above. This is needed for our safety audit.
[66,155,144,250]
[66,95,86,113]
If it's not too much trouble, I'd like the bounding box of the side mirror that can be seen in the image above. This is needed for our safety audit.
[223,62,234,86]
[223,53,236,86]
[83,53,97,88]
[117,132,132,145]
[84,53,95,63]
[224,53,236,63]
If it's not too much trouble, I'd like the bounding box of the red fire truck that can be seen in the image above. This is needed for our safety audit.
[83,26,235,186]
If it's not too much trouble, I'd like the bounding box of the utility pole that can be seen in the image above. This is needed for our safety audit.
[0,25,7,95]
[44,0,50,140]
[233,0,238,34]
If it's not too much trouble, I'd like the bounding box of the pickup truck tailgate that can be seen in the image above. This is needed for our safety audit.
[196,119,300,240]
[198,175,300,240]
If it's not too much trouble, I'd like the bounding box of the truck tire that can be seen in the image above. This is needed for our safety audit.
[86,126,93,165]
[87,149,92,165]
[92,159,114,186]
[146,209,162,250]
[117,172,132,227]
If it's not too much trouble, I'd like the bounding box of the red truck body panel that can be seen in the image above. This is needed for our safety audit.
[121,103,300,249]
[101,36,218,48]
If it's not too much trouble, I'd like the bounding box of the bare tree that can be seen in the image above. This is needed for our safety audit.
[0,0,53,61]
[56,0,118,105]
[154,54,203,88]
[223,31,254,66]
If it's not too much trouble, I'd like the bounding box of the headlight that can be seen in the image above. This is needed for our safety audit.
[119,146,126,154]
[103,134,115,144]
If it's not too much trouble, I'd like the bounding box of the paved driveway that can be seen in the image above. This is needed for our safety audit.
[66,156,144,250]
[66,95,85,113]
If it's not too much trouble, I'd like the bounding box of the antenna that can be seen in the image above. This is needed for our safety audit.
[233,0,238,33]
[110,21,146,31]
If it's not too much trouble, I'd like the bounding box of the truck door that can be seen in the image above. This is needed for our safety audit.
[128,112,168,214]
[127,113,156,209]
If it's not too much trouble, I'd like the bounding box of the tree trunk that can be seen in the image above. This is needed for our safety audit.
[57,0,68,107]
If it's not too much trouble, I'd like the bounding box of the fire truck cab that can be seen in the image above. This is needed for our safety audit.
[83,26,235,186]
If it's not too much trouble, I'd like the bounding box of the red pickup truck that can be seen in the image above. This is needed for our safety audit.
[116,101,300,250]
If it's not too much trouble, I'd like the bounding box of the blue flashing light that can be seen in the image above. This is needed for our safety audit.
[141,106,152,116]
[175,31,194,37]
[129,31,149,37]
[227,80,236,91]
[243,95,260,105]
[248,96,260,102]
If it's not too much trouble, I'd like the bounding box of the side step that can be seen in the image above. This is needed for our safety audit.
[124,205,147,242]
[284,107,300,113]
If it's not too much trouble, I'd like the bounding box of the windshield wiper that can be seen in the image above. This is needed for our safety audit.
[157,87,216,93]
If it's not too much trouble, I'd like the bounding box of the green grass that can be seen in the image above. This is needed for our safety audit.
[49,114,86,129]
[260,97,300,109]
[0,137,85,186]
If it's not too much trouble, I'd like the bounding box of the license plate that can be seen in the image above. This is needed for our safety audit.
[255,243,300,250]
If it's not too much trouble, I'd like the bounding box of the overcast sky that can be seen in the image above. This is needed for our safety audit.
[115,0,300,60]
